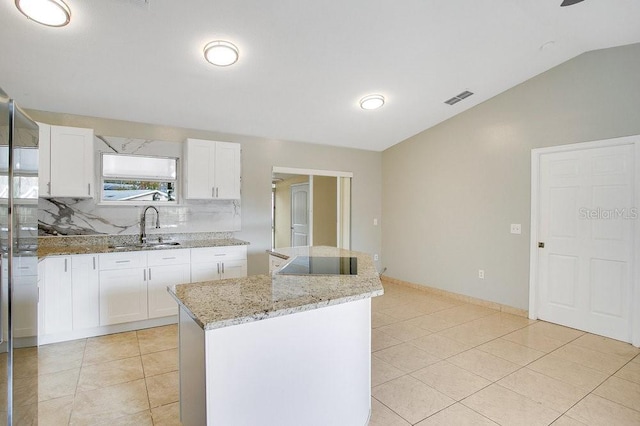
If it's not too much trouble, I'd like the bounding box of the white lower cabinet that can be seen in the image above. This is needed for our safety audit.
[41,256,73,335]
[147,249,190,319]
[9,256,39,339]
[39,244,247,342]
[72,254,100,329]
[191,246,247,282]
[99,252,148,326]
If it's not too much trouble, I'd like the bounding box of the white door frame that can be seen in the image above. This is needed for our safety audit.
[529,135,640,346]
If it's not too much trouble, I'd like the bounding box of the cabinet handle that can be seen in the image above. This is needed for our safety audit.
[162,257,176,260]
[214,254,226,257]
[216,187,219,198]
[222,263,225,274]
[18,266,29,270]
[93,257,96,270]
[47,182,51,195]
[64,258,67,272]
[144,269,146,281]
[115,260,130,263]
[212,187,215,198]
[88,183,91,195]
[149,268,152,280]
[217,263,220,274]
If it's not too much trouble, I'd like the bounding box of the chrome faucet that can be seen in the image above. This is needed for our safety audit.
[140,206,160,244]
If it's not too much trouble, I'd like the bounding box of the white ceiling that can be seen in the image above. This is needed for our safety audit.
[1,0,639,151]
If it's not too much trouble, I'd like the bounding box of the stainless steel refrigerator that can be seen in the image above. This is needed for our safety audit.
[0,87,40,425]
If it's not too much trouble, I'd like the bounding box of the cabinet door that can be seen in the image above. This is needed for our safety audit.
[191,262,220,283]
[148,263,190,319]
[99,268,147,325]
[184,139,215,199]
[221,259,247,279]
[49,125,94,198]
[214,141,241,199]
[71,254,100,330]
[37,122,51,196]
[42,257,73,335]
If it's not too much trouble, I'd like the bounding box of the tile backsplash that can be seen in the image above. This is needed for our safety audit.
[38,135,241,236]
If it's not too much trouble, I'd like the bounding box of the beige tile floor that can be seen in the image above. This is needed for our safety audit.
[371,281,640,426]
[5,279,640,425]
[7,324,180,425]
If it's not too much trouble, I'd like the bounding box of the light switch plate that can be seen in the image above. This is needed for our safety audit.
[510,224,522,234]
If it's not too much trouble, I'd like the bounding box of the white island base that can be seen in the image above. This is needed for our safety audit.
[179,298,372,426]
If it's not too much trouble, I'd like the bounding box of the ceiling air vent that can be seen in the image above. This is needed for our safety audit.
[444,91,474,106]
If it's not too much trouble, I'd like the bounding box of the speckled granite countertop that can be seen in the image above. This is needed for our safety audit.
[169,246,384,331]
[37,232,249,258]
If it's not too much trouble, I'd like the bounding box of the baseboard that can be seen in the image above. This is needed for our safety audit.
[380,276,528,318]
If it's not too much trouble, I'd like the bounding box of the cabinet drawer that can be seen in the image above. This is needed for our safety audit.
[191,246,247,263]
[99,252,146,270]
[147,248,190,267]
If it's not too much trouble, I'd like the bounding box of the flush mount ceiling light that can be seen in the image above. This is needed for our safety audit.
[204,41,239,67]
[360,94,385,110]
[15,0,71,27]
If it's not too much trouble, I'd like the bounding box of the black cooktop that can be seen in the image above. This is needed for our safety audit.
[277,256,358,276]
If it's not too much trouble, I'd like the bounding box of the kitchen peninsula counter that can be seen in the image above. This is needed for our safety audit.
[169,246,383,330]
[169,246,383,426]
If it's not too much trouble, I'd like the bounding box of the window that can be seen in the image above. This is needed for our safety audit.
[101,153,178,204]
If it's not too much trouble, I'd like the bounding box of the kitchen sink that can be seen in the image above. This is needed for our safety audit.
[108,241,181,250]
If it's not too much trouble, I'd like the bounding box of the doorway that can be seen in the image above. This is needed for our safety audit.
[272,167,352,250]
[529,136,639,346]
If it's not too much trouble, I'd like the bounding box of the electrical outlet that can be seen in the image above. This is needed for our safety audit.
[478,269,485,279]
[374,254,379,261]
[373,218,378,226]
[510,224,522,234]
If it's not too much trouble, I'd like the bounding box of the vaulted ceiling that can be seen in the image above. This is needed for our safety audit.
[1,0,639,151]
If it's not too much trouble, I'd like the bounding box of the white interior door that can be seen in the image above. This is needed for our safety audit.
[536,143,635,342]
[291,183,310,247]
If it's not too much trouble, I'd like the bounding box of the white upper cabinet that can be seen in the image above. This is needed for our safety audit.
[38,123,94,198]
[184,138,241,200]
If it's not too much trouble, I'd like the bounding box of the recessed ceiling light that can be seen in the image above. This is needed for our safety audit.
[204,41,239,67]
[15,0,71,27]
[360,94,385,110]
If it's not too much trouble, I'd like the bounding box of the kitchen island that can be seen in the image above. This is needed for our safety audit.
[168,246,383,426]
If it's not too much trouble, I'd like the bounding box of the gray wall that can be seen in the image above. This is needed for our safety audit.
[382,43,640,310]
[27,110,382,275]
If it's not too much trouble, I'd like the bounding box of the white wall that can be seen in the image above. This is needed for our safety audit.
[382,43,640,310]
[27,109,382,275]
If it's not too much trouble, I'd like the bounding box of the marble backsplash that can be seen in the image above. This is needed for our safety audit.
[38,135,241,236]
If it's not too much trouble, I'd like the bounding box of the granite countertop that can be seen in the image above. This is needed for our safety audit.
[169,246,384,331]
[37,233,249,258]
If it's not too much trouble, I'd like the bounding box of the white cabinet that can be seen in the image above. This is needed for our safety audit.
[41,256,73,335]
[99,252,147,326]
[71,254,100,329]
[38,123,94,198]
[2,255,39,339]
[191,246,247,282]
[184,139,241,200]
[147,249,190,319]
[39,244,248,342]
[38,254,100,342]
